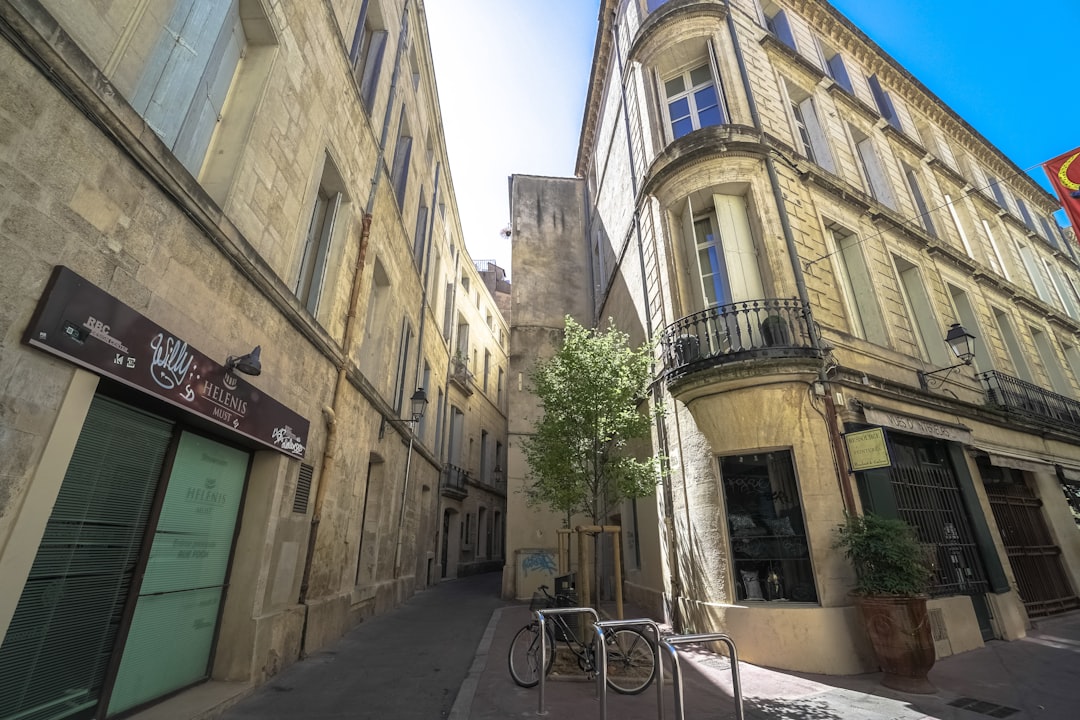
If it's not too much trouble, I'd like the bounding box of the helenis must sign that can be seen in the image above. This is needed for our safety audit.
[23,266,309,459]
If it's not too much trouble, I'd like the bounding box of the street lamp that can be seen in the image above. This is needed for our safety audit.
[409,387,428,424]
[917,323,976,391]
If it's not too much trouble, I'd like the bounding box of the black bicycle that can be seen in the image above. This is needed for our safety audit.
[507,584,656,695]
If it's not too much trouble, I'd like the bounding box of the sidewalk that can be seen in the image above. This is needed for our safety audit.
[457,602,1080,719]
[130,573,1080,719]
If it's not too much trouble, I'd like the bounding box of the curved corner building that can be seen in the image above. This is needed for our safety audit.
[506,0,1080,674]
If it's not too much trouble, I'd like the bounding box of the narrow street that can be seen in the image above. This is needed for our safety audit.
[220,573,505,720]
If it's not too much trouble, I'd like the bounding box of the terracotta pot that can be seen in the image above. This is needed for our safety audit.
[855,594,936,694]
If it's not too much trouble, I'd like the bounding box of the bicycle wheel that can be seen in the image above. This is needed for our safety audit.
[605,628,656,695]
[508,622,555,688]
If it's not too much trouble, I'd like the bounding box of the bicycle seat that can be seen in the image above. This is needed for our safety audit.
[537,584,549,591]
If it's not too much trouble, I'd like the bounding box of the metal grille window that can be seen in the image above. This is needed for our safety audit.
[982,460,1079,618]
[887,436,989,597]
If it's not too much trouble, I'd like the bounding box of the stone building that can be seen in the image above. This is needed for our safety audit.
[0,0,505,717]
[507,0,1080,675]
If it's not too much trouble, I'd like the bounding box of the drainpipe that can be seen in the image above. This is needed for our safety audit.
[723,0,857,513]
[394,161,441,577]
[610,9,684,630]
[299,0,411,613]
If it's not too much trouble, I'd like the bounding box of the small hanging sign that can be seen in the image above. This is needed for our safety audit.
[844,427,891,471]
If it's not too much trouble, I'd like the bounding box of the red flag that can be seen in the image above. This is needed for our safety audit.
[1043,147,1080,236]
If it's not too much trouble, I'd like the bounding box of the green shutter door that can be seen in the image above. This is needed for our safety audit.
[0,396,174,720]
[106,432,248,715]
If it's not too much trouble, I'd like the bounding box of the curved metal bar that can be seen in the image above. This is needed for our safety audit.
[594,618,665,720]
[594,625,608,719]
[660,633,744,720]
[535,606,600,716]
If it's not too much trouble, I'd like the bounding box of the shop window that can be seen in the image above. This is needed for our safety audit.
[1060,482,1080,528]
[721,450,817,603]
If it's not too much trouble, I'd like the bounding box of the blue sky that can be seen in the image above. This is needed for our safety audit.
[426,1,1080,273]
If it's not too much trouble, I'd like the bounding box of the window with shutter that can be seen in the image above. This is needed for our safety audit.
[133,0,245,176]
[296,155,348,317]
[0,397,174,720]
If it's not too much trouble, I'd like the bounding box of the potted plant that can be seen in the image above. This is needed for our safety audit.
[834,512,936,693]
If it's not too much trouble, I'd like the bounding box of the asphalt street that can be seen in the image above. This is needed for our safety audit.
[219,572,505,720]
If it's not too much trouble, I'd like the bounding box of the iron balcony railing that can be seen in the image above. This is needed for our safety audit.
[979,370,1080,430]
[441,464,469,498]
[660,298,818,380]
[450,357,474,394]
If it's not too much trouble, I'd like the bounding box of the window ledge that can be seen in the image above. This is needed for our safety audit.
[881,123,927,159]
[759,34,825,87]
[826,82,880,124]
[641,124,766,196]
[798,163,874,214]
[924,242,979,274]
[924,154,969,189]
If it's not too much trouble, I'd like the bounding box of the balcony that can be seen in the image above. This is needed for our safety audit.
[441,464,469,500]
[979,370,1080,432]
[449,357,474,395]
[660,298,821,382]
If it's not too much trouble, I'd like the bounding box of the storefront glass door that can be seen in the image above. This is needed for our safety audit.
[107,432,248,715]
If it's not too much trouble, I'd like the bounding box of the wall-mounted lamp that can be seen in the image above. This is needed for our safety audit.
[492,464,503,484]
[225,346,262,376]
[409,387,428,424]
[917,324,975,391]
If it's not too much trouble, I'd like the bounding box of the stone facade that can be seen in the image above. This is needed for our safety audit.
[0,0,506,715]
[507,0,1080,675]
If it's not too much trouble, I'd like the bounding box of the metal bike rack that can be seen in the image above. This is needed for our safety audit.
[535,606,600,716]
[660,633,744,720]
[594,618,665,720]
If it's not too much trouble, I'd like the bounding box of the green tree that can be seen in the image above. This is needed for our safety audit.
[522,316,661,526]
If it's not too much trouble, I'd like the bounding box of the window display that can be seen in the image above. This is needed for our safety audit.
[720,450,817,603]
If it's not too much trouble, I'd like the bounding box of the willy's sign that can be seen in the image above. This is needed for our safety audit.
[24,266,309,459]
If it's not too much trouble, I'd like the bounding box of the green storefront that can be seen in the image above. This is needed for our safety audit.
[0,267,309,719]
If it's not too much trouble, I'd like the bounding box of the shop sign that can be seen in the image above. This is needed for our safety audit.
[23,266,309,459]
[862,406,973,445]
[844,427,891,471]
